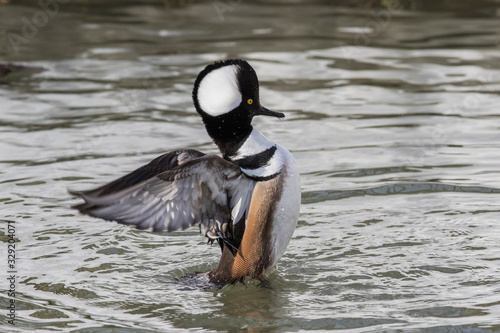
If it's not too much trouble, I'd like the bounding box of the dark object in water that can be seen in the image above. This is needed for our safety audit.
[0,63,44,79]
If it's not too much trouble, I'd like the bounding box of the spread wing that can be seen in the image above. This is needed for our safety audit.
[69,152,256,237]
[72,149,206,198]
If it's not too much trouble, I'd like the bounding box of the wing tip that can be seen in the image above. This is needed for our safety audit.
[68,188,82,197]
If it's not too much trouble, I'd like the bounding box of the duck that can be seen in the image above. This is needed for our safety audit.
[69,59,301,286]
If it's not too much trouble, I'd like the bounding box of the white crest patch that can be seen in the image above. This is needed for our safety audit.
[197,65,242,117]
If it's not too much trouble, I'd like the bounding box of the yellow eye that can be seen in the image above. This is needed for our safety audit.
[247,99,253,105]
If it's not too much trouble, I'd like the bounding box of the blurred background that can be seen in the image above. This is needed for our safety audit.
[1,0,500,332]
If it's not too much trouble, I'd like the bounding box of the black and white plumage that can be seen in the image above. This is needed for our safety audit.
[70,151,254,236]
[70,59,301,286]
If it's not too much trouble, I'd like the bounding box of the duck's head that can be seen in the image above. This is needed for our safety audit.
[192,59,284,154]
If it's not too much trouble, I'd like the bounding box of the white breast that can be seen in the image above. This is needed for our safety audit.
[268,147,301,268]
[230,128,301,267]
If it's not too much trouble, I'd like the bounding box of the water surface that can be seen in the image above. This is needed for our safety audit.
[1,1,500,332]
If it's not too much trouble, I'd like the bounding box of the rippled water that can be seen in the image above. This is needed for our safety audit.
[1,1,500,332]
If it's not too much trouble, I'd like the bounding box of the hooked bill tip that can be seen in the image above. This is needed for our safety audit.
[255,106,285,119]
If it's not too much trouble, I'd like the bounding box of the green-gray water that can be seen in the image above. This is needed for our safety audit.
[1,1,500,332]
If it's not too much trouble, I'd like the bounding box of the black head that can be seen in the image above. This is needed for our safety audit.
[192,59,284,155]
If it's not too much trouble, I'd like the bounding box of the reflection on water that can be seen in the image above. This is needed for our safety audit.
[1,0,500,332]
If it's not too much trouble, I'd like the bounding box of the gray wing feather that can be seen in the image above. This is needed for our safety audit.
[69,149,205,201]
[71,155,256,235]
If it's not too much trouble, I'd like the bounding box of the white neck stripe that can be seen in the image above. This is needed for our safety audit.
[229,129,285,178]
[231,128,274,160]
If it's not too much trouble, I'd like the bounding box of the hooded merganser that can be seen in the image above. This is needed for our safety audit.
[70,59,301,286]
